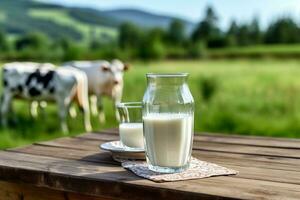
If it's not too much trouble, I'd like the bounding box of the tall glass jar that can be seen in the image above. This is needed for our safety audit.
[142,73,194,173]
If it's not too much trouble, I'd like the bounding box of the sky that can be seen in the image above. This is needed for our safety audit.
[41,0,300,29]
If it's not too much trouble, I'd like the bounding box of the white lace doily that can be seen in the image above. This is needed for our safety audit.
[122,157,238,182]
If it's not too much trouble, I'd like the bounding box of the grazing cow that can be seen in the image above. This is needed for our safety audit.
[64,59,129,123]
[3,62,56,71]
[2,62,56,117]
[1,65,92,133]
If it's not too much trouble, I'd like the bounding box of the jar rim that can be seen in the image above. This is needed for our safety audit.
[146,73,189,78]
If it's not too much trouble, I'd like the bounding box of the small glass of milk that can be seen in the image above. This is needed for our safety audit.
[117,102,144,150]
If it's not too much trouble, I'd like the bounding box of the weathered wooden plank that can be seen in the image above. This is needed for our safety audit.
[2,130,300,199]
[0,151,300,200]
[192,141,300,158]
[35,135,300,167]
[0,181,115,200]
[14,142,300,172]
[37,135,300,159]
[195,134,300,148]
[32,136,300,176]
[10,144,118,165]
[83,131,300,149]
[0,151,231,200]
[93,128,300,148]
[200,132,300,142]
[76,133,119,141]
[12,142,300,173]
[36,137,106,151]
[195,150,300,171]
[10,144,300,185]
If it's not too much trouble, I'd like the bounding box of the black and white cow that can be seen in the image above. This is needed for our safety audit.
[1,64,92,133]
[2,62,56,117]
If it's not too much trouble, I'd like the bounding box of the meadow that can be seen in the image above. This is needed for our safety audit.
[1,59,300,149]
[209,44,300,59]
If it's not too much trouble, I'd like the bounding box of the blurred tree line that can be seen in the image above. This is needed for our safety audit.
[0,5,300,61]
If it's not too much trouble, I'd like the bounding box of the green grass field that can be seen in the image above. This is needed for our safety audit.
[208,44,300,58]
[1,59,300,149]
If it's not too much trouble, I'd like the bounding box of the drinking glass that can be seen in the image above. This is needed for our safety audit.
[142,73,194,173]
[117,102,144,150]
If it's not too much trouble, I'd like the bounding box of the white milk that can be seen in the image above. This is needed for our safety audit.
[119,123,144,148]
[143,113,193,167]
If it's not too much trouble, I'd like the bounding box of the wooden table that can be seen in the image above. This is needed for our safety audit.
[0,128,299,200]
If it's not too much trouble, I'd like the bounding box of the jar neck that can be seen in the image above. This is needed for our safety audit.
[146,73,188,86]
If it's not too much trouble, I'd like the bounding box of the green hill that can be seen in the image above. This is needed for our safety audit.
[0,0,196,42]
[0,0,118,41]
[102,8,196,34]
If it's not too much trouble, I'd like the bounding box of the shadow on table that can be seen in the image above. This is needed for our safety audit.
[80,152,120,165]
[79,152,143,181]
[85,170,143,182]
[47,158,142,182]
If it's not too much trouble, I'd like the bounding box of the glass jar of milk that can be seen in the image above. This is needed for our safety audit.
[142,73,194,173]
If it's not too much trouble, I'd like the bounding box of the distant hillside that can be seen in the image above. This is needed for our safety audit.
[0,0,196,41]
[102,9,196,33]
[0,0,118,41]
